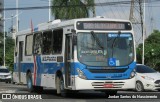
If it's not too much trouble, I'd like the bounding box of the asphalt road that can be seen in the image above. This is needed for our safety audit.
[0,82,160,102]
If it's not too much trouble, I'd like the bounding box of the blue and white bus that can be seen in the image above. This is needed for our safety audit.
[13,17,136,96]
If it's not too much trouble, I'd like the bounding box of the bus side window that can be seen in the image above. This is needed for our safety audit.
[52,29,63,54]
[25,34,33,56]
[33,33,42,54]
[42,31,52,54]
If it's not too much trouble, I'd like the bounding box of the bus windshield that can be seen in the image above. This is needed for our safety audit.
[77,32,134,67]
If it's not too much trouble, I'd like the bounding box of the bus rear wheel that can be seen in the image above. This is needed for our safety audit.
[34,86,43,93]
[27,72,34,92]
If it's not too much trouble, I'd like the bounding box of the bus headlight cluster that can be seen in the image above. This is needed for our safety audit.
[130,70,135,78]
[77,69,87,79]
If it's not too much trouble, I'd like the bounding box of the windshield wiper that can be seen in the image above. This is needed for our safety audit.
[111,31,121,57]
[90,31,104,49]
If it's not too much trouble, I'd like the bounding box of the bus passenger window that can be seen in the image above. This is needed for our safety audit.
[52,29,63,54]
[33,33,42,54]
[42,31,52,54]
[25,34,33,55]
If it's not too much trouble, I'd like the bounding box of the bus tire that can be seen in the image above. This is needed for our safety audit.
[56,76,66,96]
[27,72,34,92]
[34,86,43,93]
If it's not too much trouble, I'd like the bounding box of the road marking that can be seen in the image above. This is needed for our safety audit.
[0,90,16,93]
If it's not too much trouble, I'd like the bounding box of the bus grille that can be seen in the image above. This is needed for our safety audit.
[89,68,127,73]
[92,81,125,89]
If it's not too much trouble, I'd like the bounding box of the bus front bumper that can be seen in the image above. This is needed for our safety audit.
[74,76,135,90]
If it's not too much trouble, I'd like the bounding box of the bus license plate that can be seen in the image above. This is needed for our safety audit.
[104,84,113,88]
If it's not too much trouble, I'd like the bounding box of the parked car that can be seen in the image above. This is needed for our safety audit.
[0,66,12,83]
[135,64,160,92]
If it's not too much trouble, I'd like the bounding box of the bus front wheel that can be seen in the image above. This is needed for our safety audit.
[56,76,65,96]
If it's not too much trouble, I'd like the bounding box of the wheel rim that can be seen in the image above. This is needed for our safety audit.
[27,77,32,89]
[60,78,64,92]
[136,82,142,91]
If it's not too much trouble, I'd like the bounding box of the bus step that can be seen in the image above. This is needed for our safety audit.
[66,86,72,89]
[16,82,23,85]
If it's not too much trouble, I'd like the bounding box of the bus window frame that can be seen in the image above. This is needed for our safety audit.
[25,34,33,56]
[33,32,43,55]
[41,30,53,55]
[52,29,63,55]
[32,29,64,55]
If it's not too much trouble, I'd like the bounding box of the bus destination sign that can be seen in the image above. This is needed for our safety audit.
[76,21,132,30]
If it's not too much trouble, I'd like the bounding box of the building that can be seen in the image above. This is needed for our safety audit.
[0,0,4,33]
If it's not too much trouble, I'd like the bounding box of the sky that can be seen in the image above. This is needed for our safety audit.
[4,0,160,45]
[4,0,49,31]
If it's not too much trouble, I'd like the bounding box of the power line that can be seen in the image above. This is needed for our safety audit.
[113,0,123,19]
[97,0,108,17]
[118,0,128,19]
[105,1,118,18]
[5,0,160,8]
[1,1,160,11]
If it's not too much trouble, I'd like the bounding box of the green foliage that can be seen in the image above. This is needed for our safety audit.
[0,32,14,71]
[136,30,160,71]
[51,0,94,19]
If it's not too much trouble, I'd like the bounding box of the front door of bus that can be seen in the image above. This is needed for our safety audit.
[18,41,23,83]
[65,35,72,87]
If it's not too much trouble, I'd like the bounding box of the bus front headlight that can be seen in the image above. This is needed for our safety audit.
[130,71,135,78]
[77,69,87,79]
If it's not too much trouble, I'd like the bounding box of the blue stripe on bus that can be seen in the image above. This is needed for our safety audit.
[14,61,136,80]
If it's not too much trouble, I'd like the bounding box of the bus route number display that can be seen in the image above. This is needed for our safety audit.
[76,21,132,30]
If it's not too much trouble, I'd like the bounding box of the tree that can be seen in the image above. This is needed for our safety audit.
[136,30,160,71]
[0,32,14,71]
[51,0,94,19]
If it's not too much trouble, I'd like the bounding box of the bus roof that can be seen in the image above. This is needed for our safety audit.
[16,17,131,36]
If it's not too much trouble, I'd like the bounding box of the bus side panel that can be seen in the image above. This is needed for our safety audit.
[40,62,64,88]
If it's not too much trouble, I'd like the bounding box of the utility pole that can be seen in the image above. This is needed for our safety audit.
[16,0,19,32]
[142,0,145,65]
[139,0,143,36]
[83,0,96,17]
[49,0,51,21]
[129,0,134,22]
[129,0,144,64]
[11,14,13,32]
[3,1,5,66]
[92,6,96,17]
[129,0,143,26]
[40,0,51,21]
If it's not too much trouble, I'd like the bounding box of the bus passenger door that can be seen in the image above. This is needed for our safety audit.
[18,41,23,83]
[65,34,73,88]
